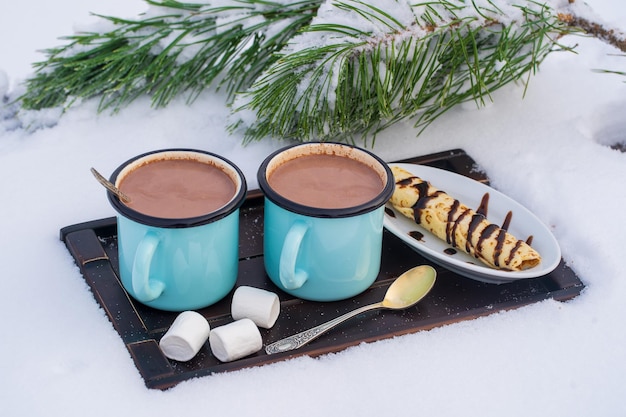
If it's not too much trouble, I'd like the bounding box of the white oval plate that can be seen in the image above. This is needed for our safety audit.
[383,164,561,284]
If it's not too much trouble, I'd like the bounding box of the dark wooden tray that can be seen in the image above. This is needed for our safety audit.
[60,149,584,390]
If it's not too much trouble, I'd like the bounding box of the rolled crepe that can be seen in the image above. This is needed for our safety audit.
[159,311,210,362]
[390,165,541,271]
[231,286,280,329]
[209,319,262,362]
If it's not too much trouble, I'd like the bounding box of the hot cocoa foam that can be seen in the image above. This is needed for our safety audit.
[119,158,235,218]
[267,153,384,209]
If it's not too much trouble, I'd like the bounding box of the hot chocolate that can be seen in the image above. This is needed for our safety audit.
[267,153,384,209]
[119,158,236,218]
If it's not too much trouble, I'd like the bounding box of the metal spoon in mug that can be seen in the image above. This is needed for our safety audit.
[265,265,437,355]
[90,167,132,204]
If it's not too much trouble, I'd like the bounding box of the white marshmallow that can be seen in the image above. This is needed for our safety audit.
[231,286,280,329]
[209,318,262,362]
[159,311,210,362]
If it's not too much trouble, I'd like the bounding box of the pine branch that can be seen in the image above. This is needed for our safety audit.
[15,0,624,143]
[20,0,321,111]
[231,0,575,143]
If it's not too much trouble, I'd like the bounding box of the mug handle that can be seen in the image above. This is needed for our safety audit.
[279,220,309,290]
[132,231,166,302]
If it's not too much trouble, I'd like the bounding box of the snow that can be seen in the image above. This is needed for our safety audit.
[1,0,626,416]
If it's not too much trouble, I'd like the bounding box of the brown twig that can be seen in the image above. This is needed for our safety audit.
[558,1,626,53]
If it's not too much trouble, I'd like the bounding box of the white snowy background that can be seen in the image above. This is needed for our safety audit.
[1,1,625,416]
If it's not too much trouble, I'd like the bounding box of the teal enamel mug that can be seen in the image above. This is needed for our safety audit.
[108,149,247,311]
[258,142,394,301]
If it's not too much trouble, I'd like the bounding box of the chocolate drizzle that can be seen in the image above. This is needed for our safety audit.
[506,240,525,266]
[384,207,396,218]
[476,193,489,217]
[501,211,512,231]
[492,211,512,267]
[449,207,471,248]
[445,200,460,244]
[466,211,486,254]
[477,224,499,253]
[408,181,443,224]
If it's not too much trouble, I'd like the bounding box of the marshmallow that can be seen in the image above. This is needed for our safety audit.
[209,318,262,362]
[159,311,210,362]
[231,286,280,329]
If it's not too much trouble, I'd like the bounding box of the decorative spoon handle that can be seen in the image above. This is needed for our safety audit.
[90,167,132,203]
[265,302,383,354]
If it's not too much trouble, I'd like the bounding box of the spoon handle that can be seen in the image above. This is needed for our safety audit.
[265,302,383,354]
[90,167,132,203]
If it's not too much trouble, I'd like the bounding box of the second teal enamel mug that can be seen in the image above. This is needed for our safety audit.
[108,149,247,311]
[258,142,394,301]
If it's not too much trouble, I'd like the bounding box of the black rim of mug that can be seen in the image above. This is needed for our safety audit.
[108,148,248,228]
[257,142,394,218]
